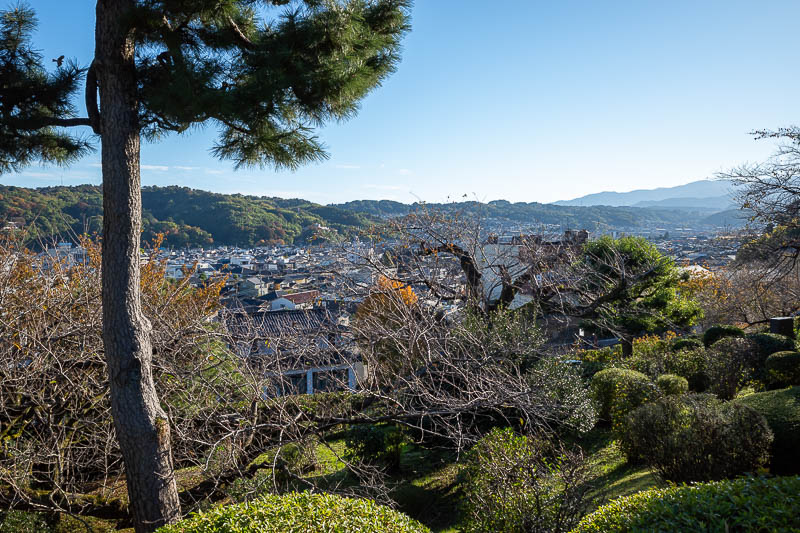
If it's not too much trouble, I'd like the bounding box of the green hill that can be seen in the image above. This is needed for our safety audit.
[0,185,375,247]
[332,198,743,231]
[0,185,749,248]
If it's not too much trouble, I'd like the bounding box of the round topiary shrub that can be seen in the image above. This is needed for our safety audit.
[669,337,703,352]
[590,368,659,424]
[156,492,431,533]
[620,393,772,482]
[706,337,760,400]
[662,348,710,391]
[737,386,800,475]
[747,332,796,360]
[571,475,800,533]
[703,324,745,347]
[655,374,688,396]
[764,351,800,389]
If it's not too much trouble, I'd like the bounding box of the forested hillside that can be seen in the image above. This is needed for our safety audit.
[0,185,375,247]
[333,198,744,230]
[0,185,747,248]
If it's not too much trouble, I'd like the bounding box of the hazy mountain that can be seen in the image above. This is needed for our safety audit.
[554,179,736,207]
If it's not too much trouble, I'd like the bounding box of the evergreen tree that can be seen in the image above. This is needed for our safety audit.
[0,2,409,531]
[580,235,702,356]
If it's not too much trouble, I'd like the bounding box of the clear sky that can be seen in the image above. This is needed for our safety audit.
[6,0,800,204]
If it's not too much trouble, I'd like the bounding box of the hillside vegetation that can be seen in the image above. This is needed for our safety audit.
[0,185,375,247]
[0,185,747,248]
[333,198,742,230]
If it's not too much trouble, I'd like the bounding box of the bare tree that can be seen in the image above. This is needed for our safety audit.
[721,127,800,275]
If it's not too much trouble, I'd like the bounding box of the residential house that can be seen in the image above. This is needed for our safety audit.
[225,308,365,396]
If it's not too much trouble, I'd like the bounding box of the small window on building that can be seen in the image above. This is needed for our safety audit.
[312,369,348,393]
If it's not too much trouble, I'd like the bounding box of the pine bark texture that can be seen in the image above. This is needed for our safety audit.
[95,1,181,530]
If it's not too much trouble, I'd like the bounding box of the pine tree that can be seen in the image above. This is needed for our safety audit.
[0,2,409,531]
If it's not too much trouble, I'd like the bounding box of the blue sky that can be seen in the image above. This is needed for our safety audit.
[7,0,800,204]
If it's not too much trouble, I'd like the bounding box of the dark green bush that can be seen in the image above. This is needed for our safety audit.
[669,337,703,352]
[706,337,759,400]
[662,348,710,391]
[620,394,772,482]
[345,423,409,471]
[703,324,745,347]
[764,351,800,389]
[747,332,796,359]
[571,476,800,533]
[590,368,659,424]
[737,386,800,474]
[655,374,688,396]
[0,511,53,533]
[156,492,431,533]
[462,427,592,533]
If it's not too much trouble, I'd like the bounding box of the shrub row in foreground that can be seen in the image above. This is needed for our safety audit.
[156,491,431,533]
[571,475,800,533]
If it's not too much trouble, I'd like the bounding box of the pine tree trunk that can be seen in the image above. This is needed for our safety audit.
[95,1,181,531]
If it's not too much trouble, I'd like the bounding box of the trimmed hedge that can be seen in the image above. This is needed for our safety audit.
[620,394,772,482]
[765,351,800,389]
[156,492,431,533]
[590,368,659,424]
[655,374,688,396]
[662,348,710,392]
[737,386,800,474]
[703,325,745,347]
[571,476,800,533]
[748,332,796,359]
[706,337,760,400]
[669,337,703,352]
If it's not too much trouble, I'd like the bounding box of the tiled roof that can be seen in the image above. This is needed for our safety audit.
[284,290,320,304]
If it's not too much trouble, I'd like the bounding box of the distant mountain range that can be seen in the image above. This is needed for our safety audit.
[553,179,736,209]
[0,184,749,248]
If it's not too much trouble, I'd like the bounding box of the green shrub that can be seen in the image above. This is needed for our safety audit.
[662,348,710,391]
[669,337,703,352]
[590,368,659,424]
[737,386,800,474]
[0,511,53,533]
[345,423,409,471]
[655,374,688,396]
[748,332,796,359]
[703,324,745,347]
[571,476,800,533]
[620,394,772,482]
[579,346,621,364]
[765,351,800,389]
[157,492,431,533]
[706,337,759,400]
[462,427,592,533]
[229,440,320,499]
